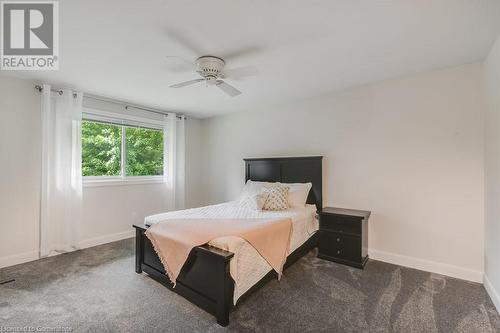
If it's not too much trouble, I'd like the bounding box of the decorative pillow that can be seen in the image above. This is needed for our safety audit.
[262,184,289,210]
[239,192,269,210]
[240,180,312,209]
[287,182,312,208]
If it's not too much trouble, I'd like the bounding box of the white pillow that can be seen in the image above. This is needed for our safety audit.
[239,192,269,210]
[238,180,272,200]
[239,180,312,208]
[286,182,312,208]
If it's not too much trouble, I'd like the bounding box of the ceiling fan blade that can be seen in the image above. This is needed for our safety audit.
[221,46,262,61]
[166,29,205,57]
[169,78,204,88]
[222,66,258,80]
[216,80,241,97]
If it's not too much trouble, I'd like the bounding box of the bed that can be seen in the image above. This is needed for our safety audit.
[133,156,323,326]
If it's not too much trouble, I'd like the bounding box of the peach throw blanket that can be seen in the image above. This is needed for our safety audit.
[145,218,293,286]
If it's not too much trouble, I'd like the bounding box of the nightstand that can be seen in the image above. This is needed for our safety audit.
[318,207,371,269]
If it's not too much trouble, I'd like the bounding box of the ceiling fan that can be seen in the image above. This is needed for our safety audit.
[169,56,257,97]
[165,30,259,97]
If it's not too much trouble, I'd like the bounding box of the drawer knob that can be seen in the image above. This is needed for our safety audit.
[336,237,341,242]
[336,250,341,255]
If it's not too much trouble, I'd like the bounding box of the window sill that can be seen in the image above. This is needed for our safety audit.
[83,177,166,187]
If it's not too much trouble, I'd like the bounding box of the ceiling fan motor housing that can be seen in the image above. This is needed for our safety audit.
[196,56,225,85]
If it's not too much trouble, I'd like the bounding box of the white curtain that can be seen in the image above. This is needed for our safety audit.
[164,113,185,210]
[40,84,83,257]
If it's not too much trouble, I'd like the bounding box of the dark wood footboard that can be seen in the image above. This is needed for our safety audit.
[134,224,234,326]
[133,224,318,326]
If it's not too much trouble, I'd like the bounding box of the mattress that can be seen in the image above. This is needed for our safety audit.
[144,202,319,303]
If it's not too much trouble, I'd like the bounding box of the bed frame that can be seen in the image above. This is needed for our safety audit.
[133,156,323,326]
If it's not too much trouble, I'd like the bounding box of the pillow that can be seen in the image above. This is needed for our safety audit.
[239,192,269,210]
[262,184,289,211]
[287,182,312,208]
[238,180,271,202]
[239,180,312,209]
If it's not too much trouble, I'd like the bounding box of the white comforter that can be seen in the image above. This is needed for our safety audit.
[145,202,319,303]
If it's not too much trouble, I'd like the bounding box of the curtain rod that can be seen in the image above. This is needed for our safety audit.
[34,85,185,119]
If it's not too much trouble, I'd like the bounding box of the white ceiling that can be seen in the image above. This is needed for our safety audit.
[3,0,500,117]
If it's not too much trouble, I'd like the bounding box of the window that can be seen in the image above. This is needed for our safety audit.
[125,126,164,176]
[82,121,121,177]
[82,116,165,184]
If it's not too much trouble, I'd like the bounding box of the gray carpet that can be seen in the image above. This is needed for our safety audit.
[0,239,499,333]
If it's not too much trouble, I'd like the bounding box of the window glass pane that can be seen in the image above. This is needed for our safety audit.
[125,127,164,176]
[82,120,121,176]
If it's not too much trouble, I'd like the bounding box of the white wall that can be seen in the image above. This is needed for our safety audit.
[0,76,205,267]
[81,183,169,247]
[202,64,485,282]
[0,76,41,267]
[484,34,500,311]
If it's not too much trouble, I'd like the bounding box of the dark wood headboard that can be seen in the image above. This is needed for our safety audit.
[244,156,323,211]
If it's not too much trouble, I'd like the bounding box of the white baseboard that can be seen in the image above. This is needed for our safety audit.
[78,229,135,249]
[0,250,39,269]
[0,230,134,270]
[369,248,483,283]
[484,274,500,313]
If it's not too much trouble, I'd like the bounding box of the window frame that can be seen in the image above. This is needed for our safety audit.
[82,107,167,187]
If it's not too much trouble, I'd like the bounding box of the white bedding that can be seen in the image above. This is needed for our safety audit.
[144,202,319,303]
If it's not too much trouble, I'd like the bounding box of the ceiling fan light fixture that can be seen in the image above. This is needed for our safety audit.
[168,55,254,97]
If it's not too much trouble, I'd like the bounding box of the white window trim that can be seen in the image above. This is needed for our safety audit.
[83,176,165,187]
[83,107,165,128]
[82,107,167,187]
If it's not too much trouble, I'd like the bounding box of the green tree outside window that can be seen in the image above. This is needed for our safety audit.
[126,127,164,176]
[82,120,164,177]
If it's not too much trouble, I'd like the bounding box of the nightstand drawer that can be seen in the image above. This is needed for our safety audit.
[318,231,361,262]
[320,214,362,235]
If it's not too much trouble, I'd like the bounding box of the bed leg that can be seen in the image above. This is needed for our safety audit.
[215,286,230,326]
[216,313,229,327]
[135,228,143,274]
[215,256,233,327]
